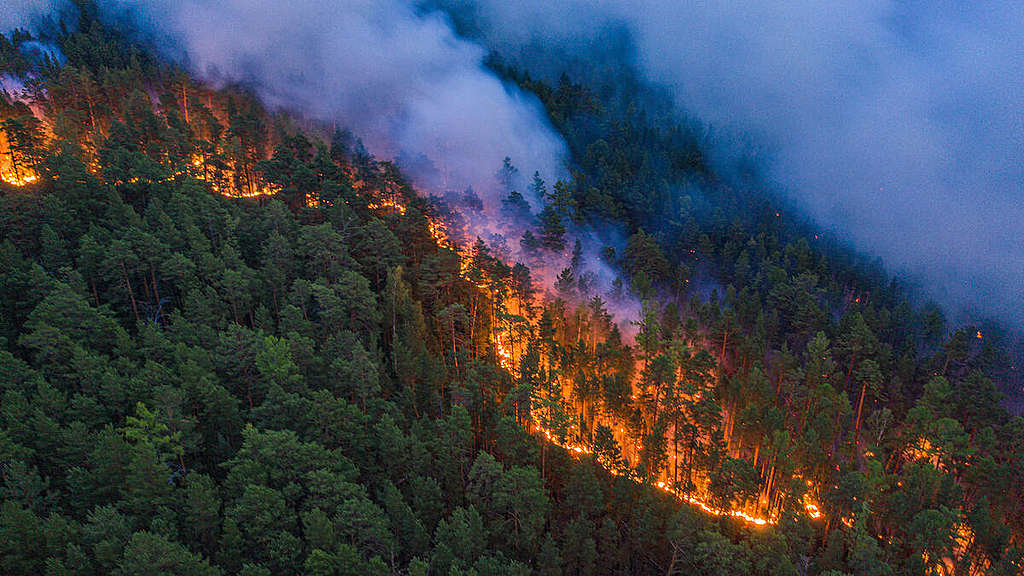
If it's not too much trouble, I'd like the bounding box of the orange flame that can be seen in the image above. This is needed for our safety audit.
[0,142,38,186]
[527,410,827,527]
[1,169,38,186]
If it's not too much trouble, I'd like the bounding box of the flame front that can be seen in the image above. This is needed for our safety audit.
[1,73,833,532]
[529,408,825,527]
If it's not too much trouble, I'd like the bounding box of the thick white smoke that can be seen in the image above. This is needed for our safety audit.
[89,0,638,321]
[97,0,567,208]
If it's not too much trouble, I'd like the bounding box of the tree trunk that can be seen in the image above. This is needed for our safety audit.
[91,279,100,308]
[666,544,680,576]
[7,148,20,182]
[469,294,478,358]
[672,421,679,487]
[121,260,139,322]
[540,439,546,481]
[151,265,161,311]
[854,380,868,444]
[182,84,190,125]
[844,356,856,394]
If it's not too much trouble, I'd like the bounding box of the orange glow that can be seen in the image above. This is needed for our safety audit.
[906,437,941,467]
[496,339,513,370]
[0,140,38,186]
[796,477,825,520]
[528,411,812,528]
[367,197,407,214]
[220,186,279,199]
[0,169,38,186]
[804,501,822,520]
[655,481,772,525]
[427,216,451,248]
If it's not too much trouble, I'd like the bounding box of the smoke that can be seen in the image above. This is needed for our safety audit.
[17,1,1018,330]
[17,39,66,64]
[86,0,642,321]
[2,1,74,101]
[439,1,1024,327]
[1,0,60,34]
[96,0,565,205]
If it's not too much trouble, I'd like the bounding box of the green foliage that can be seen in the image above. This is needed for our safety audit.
[0,9,1019,576]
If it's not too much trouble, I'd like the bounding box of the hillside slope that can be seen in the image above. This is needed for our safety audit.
[1,5,1022,576]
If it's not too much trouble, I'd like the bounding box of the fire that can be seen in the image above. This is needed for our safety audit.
[1,169,38,186]
[365,191,454,249]
[218,184,279,199]
[367,197,407,214]
[803,501,822,519]
[427,216,451,248]
[655,481,772,525]
[798,478,824,519]
[527,407,823,528]
[539,428,591,455]
[2,68,833,533]
[0,139,38,186]
[496,339,513,370]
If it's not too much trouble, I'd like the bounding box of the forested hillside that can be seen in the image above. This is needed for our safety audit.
[1,4,1022,575]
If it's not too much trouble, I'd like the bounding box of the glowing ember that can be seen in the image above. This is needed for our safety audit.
[804,501,822,519]
[367,198,407,214]
[656,481,771,525]
[427,217,451,248]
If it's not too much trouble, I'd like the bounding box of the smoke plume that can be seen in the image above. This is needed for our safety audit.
[96,0,565,205]
[440,0,1024,327]
[12,1,1021,329]
[91,1,636,319]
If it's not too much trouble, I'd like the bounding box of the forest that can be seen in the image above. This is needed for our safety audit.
[1,3,1022,575]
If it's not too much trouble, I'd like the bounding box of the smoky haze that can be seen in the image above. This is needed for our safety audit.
[88,0,641,323]
[0,0,59,33]
[7,1,1021,328]
[441,0,1024,327]
[96,0,567,204]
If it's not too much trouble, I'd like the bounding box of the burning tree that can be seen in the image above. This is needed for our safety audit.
[0,105,44,186]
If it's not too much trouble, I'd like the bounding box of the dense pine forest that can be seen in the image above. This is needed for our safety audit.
[1,3,1022,575]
